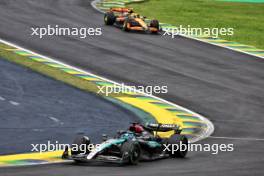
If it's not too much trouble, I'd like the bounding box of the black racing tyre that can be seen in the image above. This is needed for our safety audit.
[121,141,141,165]
[71,136,90,156]
[150,19,159,33]
[122,19,130,32]
[167,134,188,158]
[104,12,116,25]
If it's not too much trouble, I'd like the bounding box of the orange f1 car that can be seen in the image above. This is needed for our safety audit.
[104,8,160,34]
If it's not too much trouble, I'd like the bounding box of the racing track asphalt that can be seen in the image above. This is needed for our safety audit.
[0,0,264,175]
[0,58,138,155]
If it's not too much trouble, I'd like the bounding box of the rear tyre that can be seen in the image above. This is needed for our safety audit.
[104,12,116,25]
[150,19,159,33]
[121,141,140,165]
[122,19,130,32]
[167,134,188,158]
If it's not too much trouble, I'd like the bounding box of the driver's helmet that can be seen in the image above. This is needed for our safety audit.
[130,13,140,18]
[129,124,144,133]
[128,9,134,13]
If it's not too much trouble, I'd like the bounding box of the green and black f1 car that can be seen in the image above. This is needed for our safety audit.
[62,123,188,165]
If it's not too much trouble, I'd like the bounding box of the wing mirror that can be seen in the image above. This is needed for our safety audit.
[102,134,108,141]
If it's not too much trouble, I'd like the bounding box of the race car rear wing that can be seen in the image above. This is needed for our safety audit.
[109,7,133,13]
[145,123,182,133]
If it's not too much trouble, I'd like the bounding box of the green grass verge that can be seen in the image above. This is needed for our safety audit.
[129,0,264,49]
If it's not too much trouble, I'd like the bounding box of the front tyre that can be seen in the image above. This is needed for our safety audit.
[121,141,140,165]
[104,12,116,25]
